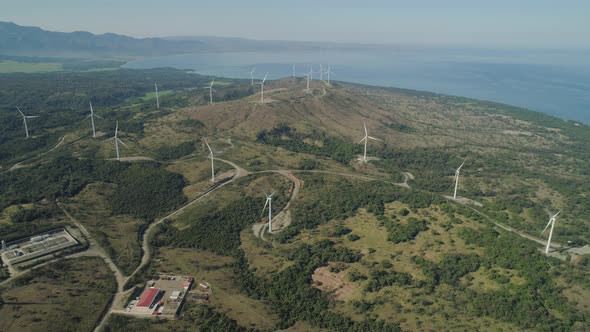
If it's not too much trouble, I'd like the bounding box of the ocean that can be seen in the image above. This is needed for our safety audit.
[123,47,590,124]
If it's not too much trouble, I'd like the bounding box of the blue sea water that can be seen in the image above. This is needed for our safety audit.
[123,48,590,124]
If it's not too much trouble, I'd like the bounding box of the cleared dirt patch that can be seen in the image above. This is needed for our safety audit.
[312,265,356,301]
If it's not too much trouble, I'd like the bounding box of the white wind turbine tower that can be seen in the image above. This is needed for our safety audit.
[85,101,103,138]
[250,66,256,86]
[302,71,311,91]
[204,79,216,104]
[155,83,160,109]
[16,107,39,139]
[262,192,275,233]
[319,64,324,81]
[541,210,562,254]
[453,161,465,200]
[203,138,215,182]
[257,73,268,103]
[111,121,128,161]
[325,65,334,84]
[358,122,380,162]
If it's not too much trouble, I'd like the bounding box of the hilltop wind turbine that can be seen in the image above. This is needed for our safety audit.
[203,138,215,182]
[204,79,216,104]
[325,65,334,84]
[262,192,275,233]
[111,121,128,161]
[453,161,465,200]
[257,73,268,103]
[155,83,160,109]
[250,66,256,86]
[16,107,39,139]
[358,122,381,162]
[303,69,313,91]
[85,101,103,138]
[541,210,562,254]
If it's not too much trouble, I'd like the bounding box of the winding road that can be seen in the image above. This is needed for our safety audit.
[3,153,586,331]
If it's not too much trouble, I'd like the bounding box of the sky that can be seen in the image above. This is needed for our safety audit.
[2,0,589,48]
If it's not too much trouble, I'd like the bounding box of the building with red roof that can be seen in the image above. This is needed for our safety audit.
[134,288,161,314]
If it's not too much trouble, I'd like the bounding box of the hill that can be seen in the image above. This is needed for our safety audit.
[0,69,589,331]
[0,21,206,56]
[0,22,388,58]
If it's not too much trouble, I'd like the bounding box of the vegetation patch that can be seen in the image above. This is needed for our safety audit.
[0,257,116,332]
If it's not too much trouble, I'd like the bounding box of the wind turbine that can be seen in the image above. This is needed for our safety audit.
[16,107,39,139]
[204,79,216,104]
[261,192,275,233]
[257,73,268,103]
[358,122,380,162]
[85,101,103,138]
[250,66,256,86]
[111,121,127,161]
[325,65,334,84]
[453,161,465,200]
[302,72,311,91]
[203,138,215,182]
[541,210,562,254]
[319,64,324,81]
[155,83,160,109]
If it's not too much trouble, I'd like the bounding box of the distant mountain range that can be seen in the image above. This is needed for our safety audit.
[0,21,206,56]
[0,22,396,57]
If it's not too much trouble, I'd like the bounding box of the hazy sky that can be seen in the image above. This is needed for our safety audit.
[3,0,589,48]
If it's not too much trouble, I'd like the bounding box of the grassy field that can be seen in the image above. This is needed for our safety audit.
[61,183,143,275]
[140,89,174,101]
[0,61,62,73]
[0,256,116,332]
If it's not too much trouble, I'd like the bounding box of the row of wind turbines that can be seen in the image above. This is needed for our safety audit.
[15,100,128,160]
[359,120,563,255]
[13,74,563,250]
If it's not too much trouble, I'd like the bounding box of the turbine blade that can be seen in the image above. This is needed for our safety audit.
[117,138,128,148]
[540,218,553,236]
[358,137,366,144]
[553,209,563,219]
[203,138,213,153]
[367,136,381,141]
[457,160,466,171]
[26,116,40,119]
[84,114,92,120]
[94,114,103,119]
[16,107,24,116]
[261,198,269,216]
[262,73,268,83]
[364,122,368,136]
